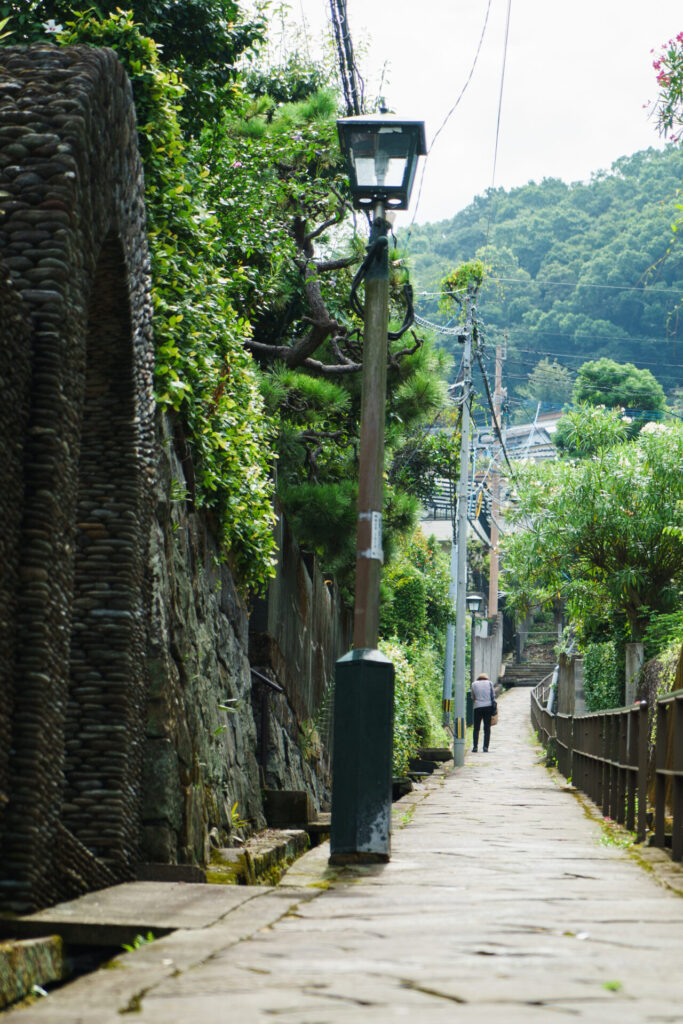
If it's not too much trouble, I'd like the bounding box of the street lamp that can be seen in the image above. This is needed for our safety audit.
[336,115,427,211]
[330,113,425,866]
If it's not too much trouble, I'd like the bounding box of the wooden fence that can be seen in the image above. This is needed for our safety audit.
[531,656,683,858]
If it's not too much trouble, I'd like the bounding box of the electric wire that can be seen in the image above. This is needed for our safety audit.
[484,0,513,248]
[328,0,363,115]
[499,346,683,369]
[474,343,516,477]
[416,316,681,352]
[418,278,683,296]
[407,0,494,231]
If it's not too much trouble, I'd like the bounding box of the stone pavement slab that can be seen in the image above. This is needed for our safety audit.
[9,686,683,1022]
[1,881,273,947]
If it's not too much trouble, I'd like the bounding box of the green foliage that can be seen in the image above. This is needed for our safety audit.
[439,258,487,322]
[60,10,277,590]
[378,532,452,774]
[440,258,486,303]
[572,358,668,420]
[519,358,574,405]
[405,148,683,411]
[643,610,683,661]
[244,49,330,104]
[390,426,460,508]
[17,0,267,124]
[502,416,683,641]
[230,800,248,831]
[382,562,427,643]
[553,403,629,457]
[122,931,155,952]
[583,641,623,711]
[0,1,58,42]
[379,637,447,776]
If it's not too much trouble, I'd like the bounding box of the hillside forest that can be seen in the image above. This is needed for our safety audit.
[405,146,683,420]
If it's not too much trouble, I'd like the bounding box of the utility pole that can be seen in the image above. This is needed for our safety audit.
[442,535,456,728]
[488,339,505,617]
[452,288,475,767]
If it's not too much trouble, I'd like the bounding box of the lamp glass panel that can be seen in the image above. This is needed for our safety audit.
[349,128,411,189]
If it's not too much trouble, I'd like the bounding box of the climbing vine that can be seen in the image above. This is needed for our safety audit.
[59,10,277,589]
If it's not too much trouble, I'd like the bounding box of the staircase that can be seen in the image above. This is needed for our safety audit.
[502,662,555,688]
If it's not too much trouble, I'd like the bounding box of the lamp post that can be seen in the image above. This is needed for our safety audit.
[330,114,425,865]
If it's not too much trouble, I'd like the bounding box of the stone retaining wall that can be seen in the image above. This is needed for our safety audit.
[0,44,348,909]
[0,43,154,912]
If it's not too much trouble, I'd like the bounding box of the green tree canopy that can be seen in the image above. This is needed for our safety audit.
[572,357,668,416]
[404,147,683,413]
[502,415,683,641]
[519,358,574,405]
[553,403,629,458]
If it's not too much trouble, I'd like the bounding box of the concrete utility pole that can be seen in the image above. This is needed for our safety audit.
[442,537,456,728]
[452,289,475,767]
[488,340,505,618]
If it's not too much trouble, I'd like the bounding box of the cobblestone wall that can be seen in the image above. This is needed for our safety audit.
[0,44,349,908]
[0,277,32,830]
[0,44,155,912]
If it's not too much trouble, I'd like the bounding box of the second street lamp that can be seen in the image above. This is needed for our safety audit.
[330,113,425,865]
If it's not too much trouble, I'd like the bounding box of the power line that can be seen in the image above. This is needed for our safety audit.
[474,343,516,477]
[501,371,681,396]
[502,347,683,370]
[418,318,681,350]
[328,0,363,115]
[419,278,683,296]
[408,0,493,230]
[484,0,513,247]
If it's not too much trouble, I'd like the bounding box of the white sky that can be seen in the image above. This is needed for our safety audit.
[289,0,682,224]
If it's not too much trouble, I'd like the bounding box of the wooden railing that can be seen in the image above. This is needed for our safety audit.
[531,667,683,855]
[654,690,683,860]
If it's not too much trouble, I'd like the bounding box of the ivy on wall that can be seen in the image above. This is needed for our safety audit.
[60,11,277,589]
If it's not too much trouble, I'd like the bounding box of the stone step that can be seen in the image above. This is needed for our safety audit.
[208,829,310,885]
[0,935,66,1010]
[502,663,556,686]
[0,883,260,948]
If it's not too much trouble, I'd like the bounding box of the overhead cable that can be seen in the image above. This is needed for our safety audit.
[475,344,516,477]
[408,0,493,230]
[484,0,513,247]
[328,0,363,115]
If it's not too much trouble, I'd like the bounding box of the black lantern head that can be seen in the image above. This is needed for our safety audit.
[466,593,483,614]
[337,114,426,211]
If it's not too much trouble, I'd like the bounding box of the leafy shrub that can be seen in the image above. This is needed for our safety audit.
[379,637,448,776]
[643,609,683,661]
[583,640,624,711]
[381,563,427,643]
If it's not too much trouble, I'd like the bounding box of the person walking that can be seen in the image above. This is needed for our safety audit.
[471,672,495,753]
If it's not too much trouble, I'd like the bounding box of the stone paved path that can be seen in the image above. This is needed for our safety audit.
[12,687,683,1022]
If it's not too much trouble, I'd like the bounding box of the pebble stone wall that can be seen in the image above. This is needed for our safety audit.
[0,278,32,828]
[0,43,351,911]
[0,44,155,912]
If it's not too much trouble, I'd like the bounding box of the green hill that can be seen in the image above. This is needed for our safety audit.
[404,147,683,413]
